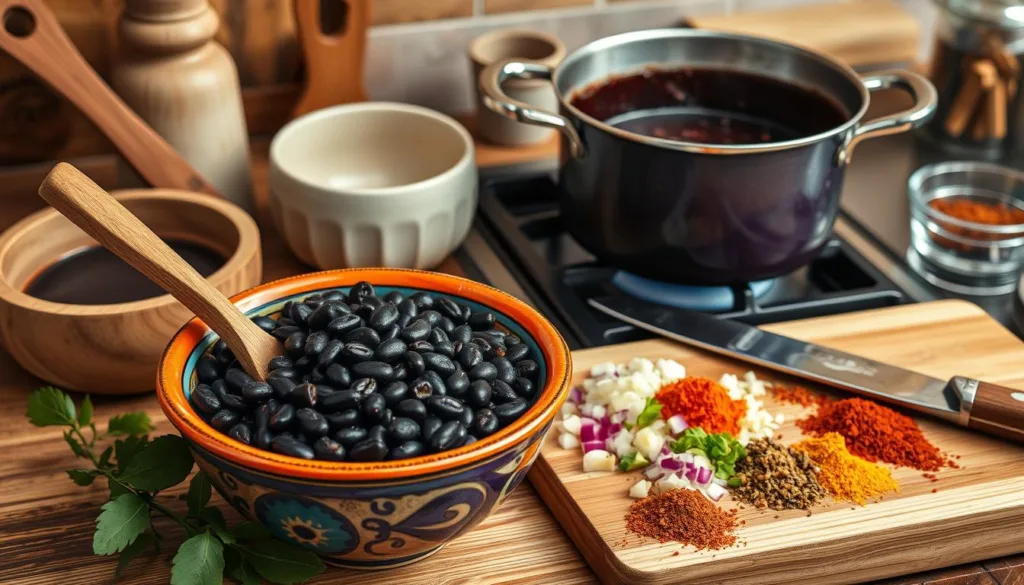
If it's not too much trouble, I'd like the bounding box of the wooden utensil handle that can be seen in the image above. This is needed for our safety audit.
[292,0,369,116]
[38,163,270,379]
[949,376,1024,443]
[0,0,219,197]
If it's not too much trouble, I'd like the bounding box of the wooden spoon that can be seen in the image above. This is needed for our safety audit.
[38,163,277,381]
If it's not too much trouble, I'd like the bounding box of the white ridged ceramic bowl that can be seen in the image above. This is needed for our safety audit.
[269,102,477,270]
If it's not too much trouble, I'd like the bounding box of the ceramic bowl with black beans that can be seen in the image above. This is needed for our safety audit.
[157,269,571,569]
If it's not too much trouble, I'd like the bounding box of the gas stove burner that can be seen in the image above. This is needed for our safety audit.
[611,271,775,312]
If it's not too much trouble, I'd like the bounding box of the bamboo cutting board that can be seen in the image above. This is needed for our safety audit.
[529,299,1024,585]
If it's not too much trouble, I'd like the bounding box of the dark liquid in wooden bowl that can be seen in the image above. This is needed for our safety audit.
[25,240,225,305]
[569,67,849,145]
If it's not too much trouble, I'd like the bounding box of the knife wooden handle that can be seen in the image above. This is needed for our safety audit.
[951,377,1024,443]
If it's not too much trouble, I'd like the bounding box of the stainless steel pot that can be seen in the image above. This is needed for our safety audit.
[480,29,937,285]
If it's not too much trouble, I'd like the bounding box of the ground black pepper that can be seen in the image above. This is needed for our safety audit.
[731,438,826,510]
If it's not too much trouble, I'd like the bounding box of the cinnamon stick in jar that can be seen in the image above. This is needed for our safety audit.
[944,63,984,138]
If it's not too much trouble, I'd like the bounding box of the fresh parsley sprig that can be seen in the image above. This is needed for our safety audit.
[27,386,326,585]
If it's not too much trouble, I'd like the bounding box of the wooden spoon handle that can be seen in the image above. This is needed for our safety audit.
[949,376,1024,443]
[38,163,271,380]
[292,0,369,117]
[0,0,220,197]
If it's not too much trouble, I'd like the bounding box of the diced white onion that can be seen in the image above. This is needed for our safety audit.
[629,480,652,499]
[582,449,617,472]
[557,433,580,450]
[667,414,688,435]
[561,414,582,435]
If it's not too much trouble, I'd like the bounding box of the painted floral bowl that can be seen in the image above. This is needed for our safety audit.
[157,269,571,569]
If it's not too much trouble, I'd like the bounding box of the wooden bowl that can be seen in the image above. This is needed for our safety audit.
[0,189,261,394]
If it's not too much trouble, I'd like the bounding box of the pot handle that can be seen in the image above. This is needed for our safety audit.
[479,59,586,159]
[843,70,937,163]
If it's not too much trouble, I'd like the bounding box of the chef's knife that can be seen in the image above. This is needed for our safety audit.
[589,296,1024,443]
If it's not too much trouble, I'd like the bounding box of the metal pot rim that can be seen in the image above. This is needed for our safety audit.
[549,28,871,155]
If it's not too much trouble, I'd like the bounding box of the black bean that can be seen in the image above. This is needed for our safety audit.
[269,404,296,431]
[255,402,273,428]
[325,409,361,430]
[225,368,254,392]
[369,302,400,331]
[422,371,446,396]
[362,392,387,423]
[220,393,247,412]
[316,339,343,369]
[334,426,367,447]
[457,405,474,428]
[515,359,539,380]
[294,432,311,445]
[459,303,472,322]
[396,398,427,422]
[289,302,313,325]
[293,355,315,372]
[309,368,326,384]
[284,331,307,358]
[367,424,387,443]
[268,356,293,371]
[326,314,361,338]
[427,395,465,420]
[323,290,345,302]
[268,367,299,382]
[428,327,448,346]
[382,290,403,304]
[396,314,412,329]
[409,340,434,353]
[191,384,221,415]
[490,380,517,404]
[362,295,384,310]
[196,356,220,383]
[347,281,375,304]
[303,331,328,356]
[428,421,464,452]
[405,351,426,376]
[446,370,470,398]
[341,342,374,362]
[344,327,380,349]
[325,363,351,388]
[272,435,314,459]
[214,347,235,369]
[401,319,431,342]
[252,316,278,333]
[513,377,535,398]
[351,377,377,397]
[382,381,409,405]
[377,323,399,342]
[422,352,456,377]
[254,427,273,449]
[451,324,472,345]
[409,291,434,310]
[419,310,442,328]
[352,361,394,381]
[471,337,493,357]
[321,389,362,411]
[504,335,521,345]
[313,437,347,461]
[374,338,406,363]
[421,416,443,441]
[458,345,483,370]
[228,423,252,444]
[492,357,515,384]
[290,382,318,408]
[277,316,297,327]
[468,311,495,330]
[210,379,229,399]
[436,297,461,321]
[241,381,273,404]
[303,294,324,307]
[493,398,529,425]
[467,380,492,408]
[387,417,421,442]
[210,409,240,431]
[388,441,426,460]
[505,343,529,363]
[271,325,302,341]
[296,408,329,437]
[472,409,500,436]
[392,363,408,381]
[462,435,478,447]
[348,438,387,462]
[469,362,498,382]
[434,341,455,358]
[398,298,418,318]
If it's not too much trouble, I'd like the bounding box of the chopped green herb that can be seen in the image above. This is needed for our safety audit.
[670,427,747,479]
[635,398,662,429]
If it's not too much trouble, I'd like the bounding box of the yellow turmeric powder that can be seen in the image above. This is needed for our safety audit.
[793,432,898,505]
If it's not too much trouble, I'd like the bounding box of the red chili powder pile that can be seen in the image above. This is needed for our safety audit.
[797,397,948,471]
[772,385,828,408]
[625,488,738,550]
[655,377,746,435]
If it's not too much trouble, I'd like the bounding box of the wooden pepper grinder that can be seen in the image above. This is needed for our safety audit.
[111,0,253,213]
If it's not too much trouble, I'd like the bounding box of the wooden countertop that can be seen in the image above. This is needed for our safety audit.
[0,144,1022,585]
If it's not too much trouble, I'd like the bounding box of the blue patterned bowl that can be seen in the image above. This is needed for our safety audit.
[157,269,571,569]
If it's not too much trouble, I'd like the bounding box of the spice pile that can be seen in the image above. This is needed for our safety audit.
[730,438,826,510]
[793,433,898,505]
[772,385,828,408]
[798,398,949,471]
[930,197,1024,226]
[625,487,738,550]
[656,377,745,435]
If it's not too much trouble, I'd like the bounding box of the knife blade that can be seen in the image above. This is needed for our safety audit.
[588,296,1024,442]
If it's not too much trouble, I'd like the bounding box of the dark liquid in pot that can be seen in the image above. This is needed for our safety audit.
[25,240,226,305]
[569,67,849,145]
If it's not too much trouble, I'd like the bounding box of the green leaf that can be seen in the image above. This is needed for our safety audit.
[116,532,155,576]
[115,435,150,474]
[28,387,76,427]
[78,395,94,427]
[107,412,155,436]
[93,493,150,555]
[241,540,325,584]
[171,532,224,585]
[98,446,114,469]
[200,506,234,544]
[225,547,260,585]
[187,473,212,518]
[109,478,131,500]
[232,522,271,542]
[669,427,746,480]
[118,435,194,492]
[67,469,97,486]
[63,431,87,458]
[635,397,662,430]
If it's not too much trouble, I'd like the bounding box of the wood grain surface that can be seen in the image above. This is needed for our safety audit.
[533,300,1024,585]
[0,144,1021,585]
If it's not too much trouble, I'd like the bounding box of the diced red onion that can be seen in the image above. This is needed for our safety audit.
[599,415,611,428]
[580,421,598,443]
[696,466,713,486]
[666,414,688,435]
[610,410,630,425]
[660,457,683,471]
[705,483,727,502]
[568,387,583,404]
[685,466,698,482]
[582,440,606,453]
[661,444,672,456]
[607,423,622,435]
[679,452,694,464]
[644,465,664,480]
